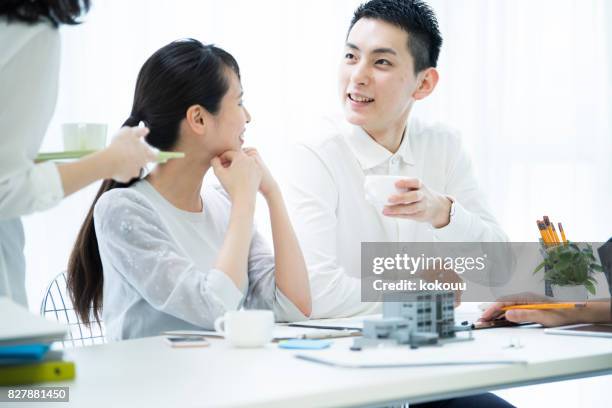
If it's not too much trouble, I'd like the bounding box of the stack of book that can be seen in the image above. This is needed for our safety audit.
[0,297,74,385]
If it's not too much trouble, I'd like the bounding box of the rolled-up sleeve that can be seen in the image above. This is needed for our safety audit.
[94,190,243,329]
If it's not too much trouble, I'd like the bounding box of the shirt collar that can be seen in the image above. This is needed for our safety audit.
[345,121,415,170]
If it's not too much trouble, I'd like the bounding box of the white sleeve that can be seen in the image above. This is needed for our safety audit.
[95,190,244,330]
[0,162,63,220]
[433,134,508,243]
[287,145,380,318]
[243,229,308,322]
[0,24,63,220]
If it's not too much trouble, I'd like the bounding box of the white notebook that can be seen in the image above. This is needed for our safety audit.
[0,297,67,346]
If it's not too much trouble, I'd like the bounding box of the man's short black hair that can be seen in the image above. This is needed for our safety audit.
[349,0,442,74]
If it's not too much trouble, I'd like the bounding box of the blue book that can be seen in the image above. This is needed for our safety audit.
[0,344,50,362]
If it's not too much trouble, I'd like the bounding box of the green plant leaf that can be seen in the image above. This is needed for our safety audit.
[534,262,545,274]
[539,244,602,287]
[584,280,596,295]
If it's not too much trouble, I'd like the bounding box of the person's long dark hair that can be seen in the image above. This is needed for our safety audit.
[67,39,240,324]
[0,0,90,27]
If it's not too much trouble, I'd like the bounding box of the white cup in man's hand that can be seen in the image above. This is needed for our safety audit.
[214,310,274,348]
[364,175,408,213]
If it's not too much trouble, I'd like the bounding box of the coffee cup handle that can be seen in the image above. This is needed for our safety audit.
[214,316,226,335]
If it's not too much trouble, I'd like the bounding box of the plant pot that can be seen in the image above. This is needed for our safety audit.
[551,284,588,301]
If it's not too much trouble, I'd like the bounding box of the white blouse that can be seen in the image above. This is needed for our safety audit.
[95,180,306,340]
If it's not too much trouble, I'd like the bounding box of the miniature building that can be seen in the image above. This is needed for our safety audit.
[355,290,461,350]
[382,290,456,339]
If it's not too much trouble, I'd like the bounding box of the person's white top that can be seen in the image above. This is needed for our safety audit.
[287,117,507,319]
[0,19,64,219]
[0,19,63,305]
[94,180,306,340]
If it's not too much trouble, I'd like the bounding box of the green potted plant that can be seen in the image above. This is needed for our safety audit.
[534,242,603,299]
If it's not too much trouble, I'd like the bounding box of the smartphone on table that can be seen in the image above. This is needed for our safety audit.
[165,335,210,348]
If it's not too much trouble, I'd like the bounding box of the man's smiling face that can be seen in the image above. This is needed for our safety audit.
[339,18,421,134]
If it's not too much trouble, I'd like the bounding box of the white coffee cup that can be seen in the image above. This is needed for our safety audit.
[364,175,409,212]
[62,123,108,151]
[213,310,274,348]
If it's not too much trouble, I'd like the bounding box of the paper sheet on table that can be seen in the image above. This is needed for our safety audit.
[162,325,361,340]
[274,326,360,339]
[296,347,528,368]
[294,306,488,331]
[291,306,487,331]
[288,314,380,330]
[454,302,488,325]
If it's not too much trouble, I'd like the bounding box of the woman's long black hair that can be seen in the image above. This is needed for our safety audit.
[67,39,240,324]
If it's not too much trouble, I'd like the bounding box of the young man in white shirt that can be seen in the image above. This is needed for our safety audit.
[288,2,514,407]
[288,0,508,319]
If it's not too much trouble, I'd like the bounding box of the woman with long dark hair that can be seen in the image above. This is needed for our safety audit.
[0,1,157,306]
[66,39,311,339]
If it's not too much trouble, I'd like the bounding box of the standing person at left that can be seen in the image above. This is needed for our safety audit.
[0,1,157,306]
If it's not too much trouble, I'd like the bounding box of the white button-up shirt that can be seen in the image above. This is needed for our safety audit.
[287,117,507,318]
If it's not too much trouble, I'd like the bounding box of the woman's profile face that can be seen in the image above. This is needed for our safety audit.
[208,69,251,155]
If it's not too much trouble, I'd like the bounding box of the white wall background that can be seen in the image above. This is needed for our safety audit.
[21,1,611,406]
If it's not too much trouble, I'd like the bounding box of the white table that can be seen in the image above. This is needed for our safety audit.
[37,321,612,407]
